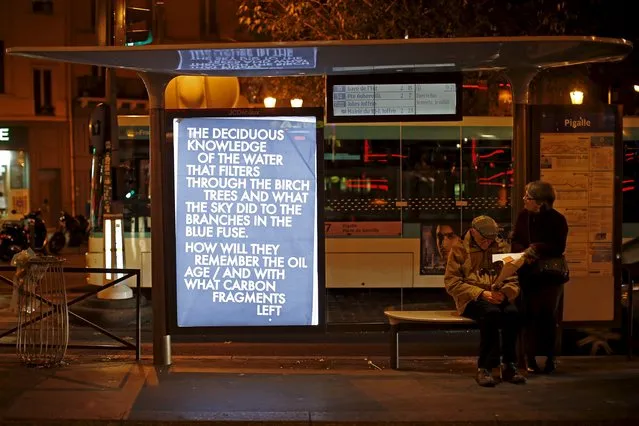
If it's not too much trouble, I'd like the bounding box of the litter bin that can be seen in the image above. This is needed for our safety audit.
[16,256,68,367]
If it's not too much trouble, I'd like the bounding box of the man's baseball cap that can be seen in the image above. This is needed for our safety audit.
[471,215,499,240]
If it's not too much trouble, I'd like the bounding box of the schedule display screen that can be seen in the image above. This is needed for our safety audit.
[327,73,462,123]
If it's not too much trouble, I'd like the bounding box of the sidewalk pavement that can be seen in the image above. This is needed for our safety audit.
[0,352,638,425]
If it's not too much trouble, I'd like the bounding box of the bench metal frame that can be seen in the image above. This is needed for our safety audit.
[388,318,477,370]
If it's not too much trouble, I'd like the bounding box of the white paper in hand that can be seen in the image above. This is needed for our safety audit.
[492,252,524,264]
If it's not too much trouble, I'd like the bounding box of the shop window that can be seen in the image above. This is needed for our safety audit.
[32,0,54,14]
[0,150,30,218]
[33,69,54,116]
[0,40,4,93]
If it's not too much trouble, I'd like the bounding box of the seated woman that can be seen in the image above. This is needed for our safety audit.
[444,215,526,387]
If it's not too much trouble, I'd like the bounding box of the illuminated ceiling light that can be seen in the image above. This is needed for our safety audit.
[290,98,303,108]
[570,90,584,105]
[634,85,639,93]
[263,96,276,108]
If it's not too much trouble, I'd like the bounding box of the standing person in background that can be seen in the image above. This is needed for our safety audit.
[0,192,6,217]
[512,180,569,374]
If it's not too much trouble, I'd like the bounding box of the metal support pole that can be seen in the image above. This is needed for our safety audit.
[113,0,127,46]
[106,0,127,173]
[139,72,173,367]
[136,270,141,361]
[390,323,399,370]
[504,70,538,224]
[505,70,537,371]
[629,277,634,360]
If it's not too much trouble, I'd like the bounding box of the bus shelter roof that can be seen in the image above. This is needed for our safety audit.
[7,36,633,77]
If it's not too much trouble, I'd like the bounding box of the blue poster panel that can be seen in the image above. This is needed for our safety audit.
[173,115,319,327]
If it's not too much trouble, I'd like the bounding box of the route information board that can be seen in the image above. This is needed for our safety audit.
[332,83,457,117]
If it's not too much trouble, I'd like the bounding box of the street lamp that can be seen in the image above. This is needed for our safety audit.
[290,98,303,108]
[263,96,277,108]
[570,90,584,105]
[634,85,639,93]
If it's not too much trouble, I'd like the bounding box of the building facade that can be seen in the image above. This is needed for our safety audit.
[0,0,243,223]
[1,0,636,226]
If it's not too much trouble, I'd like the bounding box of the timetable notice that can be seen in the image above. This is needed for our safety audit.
[332,83,457,116]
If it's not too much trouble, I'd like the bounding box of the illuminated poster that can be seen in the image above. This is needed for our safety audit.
[535,106,620,323]
[420,221,463,275]
[173,114,321,327]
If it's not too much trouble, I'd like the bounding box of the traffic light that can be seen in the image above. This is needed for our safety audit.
[89,103,111,155]
[124,1,153,46]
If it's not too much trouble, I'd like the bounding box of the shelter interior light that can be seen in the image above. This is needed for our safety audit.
[290,98,303,108]
[263,97,277,108]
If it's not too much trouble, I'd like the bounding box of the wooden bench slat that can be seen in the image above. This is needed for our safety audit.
[384,310,474,323]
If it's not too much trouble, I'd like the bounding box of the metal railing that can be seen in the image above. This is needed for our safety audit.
[0,266,141,361]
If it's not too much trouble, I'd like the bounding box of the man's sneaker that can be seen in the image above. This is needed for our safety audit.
[475,368,496,387]
[501,363,527,384]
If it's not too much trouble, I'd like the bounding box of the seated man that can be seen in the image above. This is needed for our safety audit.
[444,215,526,387]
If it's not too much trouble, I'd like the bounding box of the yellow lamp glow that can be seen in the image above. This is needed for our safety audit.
[290,98,303,108]
[570,90,584,105]
[263,97,277,108]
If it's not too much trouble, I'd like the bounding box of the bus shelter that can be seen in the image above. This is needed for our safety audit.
[8,36,633,365]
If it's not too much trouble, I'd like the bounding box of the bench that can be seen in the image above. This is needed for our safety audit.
[384,310,477,369]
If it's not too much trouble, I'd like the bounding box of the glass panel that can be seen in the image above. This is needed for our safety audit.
[112,138,151,233]
[623,139,639,225]
[401,125,462,274]
[323,125,401,222]
[402,125,461,222]
[460,128,513,237]
[326,288,401,324]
